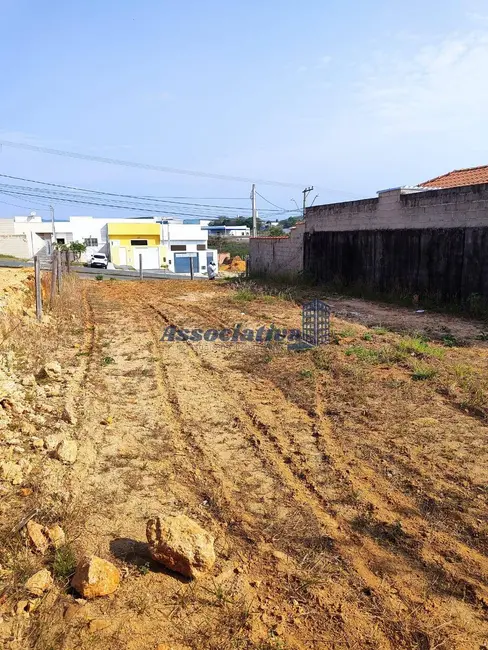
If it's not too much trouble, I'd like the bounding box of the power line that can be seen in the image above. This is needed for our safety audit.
[0,197,43,211]
[0,188,252,220]
[0,140,308,189]
[255,191,286,211]
[0,174,287,213]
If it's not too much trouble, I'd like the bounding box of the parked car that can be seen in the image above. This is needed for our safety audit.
[90,253,108,269]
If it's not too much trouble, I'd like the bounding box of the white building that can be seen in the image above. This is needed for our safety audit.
[204,225,250,237]
[0,214,217,273]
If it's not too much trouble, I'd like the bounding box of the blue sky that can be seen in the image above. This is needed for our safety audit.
[1,0,488,219]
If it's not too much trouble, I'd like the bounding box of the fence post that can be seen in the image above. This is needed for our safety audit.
[34,255,42,321]
[50,251,57,307]
[139,254,143,280]
[190,256,194,280]
[66,250,71,274]
[57,250,62,293]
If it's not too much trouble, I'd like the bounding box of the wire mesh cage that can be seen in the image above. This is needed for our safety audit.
[301,299,331,346]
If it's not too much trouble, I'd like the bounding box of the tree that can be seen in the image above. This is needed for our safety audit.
[280,216,300,229]
[267,225,285,236]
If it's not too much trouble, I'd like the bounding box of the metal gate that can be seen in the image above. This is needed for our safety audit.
[301,299,331,346]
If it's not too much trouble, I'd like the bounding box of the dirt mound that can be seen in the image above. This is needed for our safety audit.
[219,255,247,273]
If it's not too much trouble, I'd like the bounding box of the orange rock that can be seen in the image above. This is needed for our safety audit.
[146,514,215,578]
[71,556,120,599]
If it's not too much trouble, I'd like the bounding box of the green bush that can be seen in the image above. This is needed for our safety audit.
[53,544,77,581]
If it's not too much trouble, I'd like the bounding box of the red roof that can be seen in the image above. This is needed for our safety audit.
[420,165,488,189]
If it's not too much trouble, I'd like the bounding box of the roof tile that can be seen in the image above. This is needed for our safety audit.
[420,166,488,189]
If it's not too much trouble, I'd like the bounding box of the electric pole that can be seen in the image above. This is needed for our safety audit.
[251,183,257,237]
[302,187,314,219]
[50,205,56,244]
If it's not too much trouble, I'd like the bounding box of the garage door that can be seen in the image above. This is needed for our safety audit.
[135,247,159,270]
[174,253,198,274]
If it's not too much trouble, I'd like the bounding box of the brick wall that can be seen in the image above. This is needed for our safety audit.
[306,184,488,232]
[249,223,305,276]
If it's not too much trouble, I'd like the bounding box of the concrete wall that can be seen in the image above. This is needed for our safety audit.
[0,219,31,258]
[306,184,488,232]
[249,223,305,276]
[304,227,488,303]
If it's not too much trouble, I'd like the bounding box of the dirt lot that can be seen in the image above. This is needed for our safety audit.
[1,273,488,649]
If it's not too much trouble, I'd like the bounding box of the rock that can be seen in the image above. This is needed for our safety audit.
[0,461,23,485]
[61,403,77,426]
[21,375,36,388]
[15,599,30,616]
[71,556,120,599]
[24,569,53,596]
[46,385,61,397]
[146,514,215,578]
[40,361,62,380]
[47,525,66,549]
[44,433,63,452]
[55,439,78,464]
[31,437,45,449]
[26,520,49,554]
[28,414,46,427]
[21,422,37,436]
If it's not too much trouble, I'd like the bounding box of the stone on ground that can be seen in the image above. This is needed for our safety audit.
[61,402,77,425]
[40,361,62,380]
[47,525,66,549]
[146,513,215,578]
[24,569,53,596]
[44,433,63,452]
[71,556,120,599]
[26,520,49,554]
[55,439,78,464]
[0,461,23,485]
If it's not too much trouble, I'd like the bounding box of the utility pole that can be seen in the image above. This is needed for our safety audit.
[302,187,314,219]
[50,205,56,248]
[251,183,257,237]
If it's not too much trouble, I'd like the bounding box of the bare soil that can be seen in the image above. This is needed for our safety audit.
[1,273,488,650]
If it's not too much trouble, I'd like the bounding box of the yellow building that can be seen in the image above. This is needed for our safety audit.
[107,222,166,269]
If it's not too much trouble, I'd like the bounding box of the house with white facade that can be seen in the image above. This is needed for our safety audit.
[0,214,217,273]
[203,225,250,237]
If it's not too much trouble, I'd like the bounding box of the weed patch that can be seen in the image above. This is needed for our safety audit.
[52,543,77,583]
[411,365,437,381]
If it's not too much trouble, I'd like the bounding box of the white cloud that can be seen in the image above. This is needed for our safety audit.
[316,55,332,69]
[359,32,488,135]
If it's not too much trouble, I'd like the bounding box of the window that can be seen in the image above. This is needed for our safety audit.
[83,237,98,247]
[171,245,186,251]
[131,239,148,246]
[197,244,206,251]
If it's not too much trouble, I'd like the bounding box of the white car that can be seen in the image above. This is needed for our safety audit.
[90,253,108,269]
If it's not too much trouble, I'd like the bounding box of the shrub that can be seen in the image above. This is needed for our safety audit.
[53,544,77,581]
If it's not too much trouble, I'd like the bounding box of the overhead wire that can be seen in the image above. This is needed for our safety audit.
[0,188,252,220]
[0,174,288,213]
[0,140,308,189]
[255,191,287,211]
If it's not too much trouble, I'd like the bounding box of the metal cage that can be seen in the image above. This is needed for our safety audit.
[301,299,331,346]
